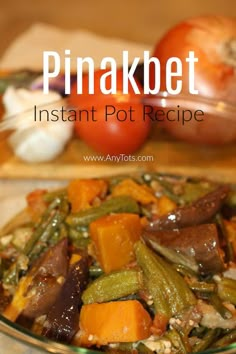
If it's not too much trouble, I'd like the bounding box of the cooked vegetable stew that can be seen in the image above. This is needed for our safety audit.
[1,173,236,353]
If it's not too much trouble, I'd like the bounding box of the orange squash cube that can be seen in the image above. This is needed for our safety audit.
[89,213,141,273]
[67,179,107,213]
[78,300,152,346]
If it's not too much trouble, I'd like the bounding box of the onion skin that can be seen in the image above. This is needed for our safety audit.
[150,15,236,144]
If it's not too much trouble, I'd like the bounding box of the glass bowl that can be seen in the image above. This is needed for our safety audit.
[143,92,236,145]
[0,184,236,354]
[0,314,100,353]
[1,310,236,354]
[1,299,236,354]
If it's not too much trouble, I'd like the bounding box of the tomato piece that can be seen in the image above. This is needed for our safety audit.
[69,69,151,155]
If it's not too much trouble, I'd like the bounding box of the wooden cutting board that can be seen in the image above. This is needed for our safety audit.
[1,126,236,183]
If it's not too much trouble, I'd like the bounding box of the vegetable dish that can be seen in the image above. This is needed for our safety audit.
[1,173,236,353]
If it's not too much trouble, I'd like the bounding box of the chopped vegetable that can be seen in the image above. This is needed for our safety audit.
[42,252,89,343]
[67,178,108,213]
[78,300,152,346]
[192,328,221,353]
[135,241,196,319]
[0,174,236,353]
[3,238,68,321]
[146,185,229,231]
[90,213,141,272]
[143,223,225,275]
[66,195,140,228]
[112,178,159,205]
[82,269,142,304]
[156,195,177,216]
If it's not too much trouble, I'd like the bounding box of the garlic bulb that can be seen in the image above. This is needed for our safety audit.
[2,87,74,163]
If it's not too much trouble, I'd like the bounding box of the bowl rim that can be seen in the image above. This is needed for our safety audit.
[0,314,102,354]
[0,313,236,354]
[142,92,236,120]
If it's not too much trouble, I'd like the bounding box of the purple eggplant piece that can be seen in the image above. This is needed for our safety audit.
[22,238,68,319]
[143,223,225,274]
[42,254,89,343]
[146,185,230,231]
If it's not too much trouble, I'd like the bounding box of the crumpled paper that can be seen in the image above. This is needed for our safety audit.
[0,22,152,71]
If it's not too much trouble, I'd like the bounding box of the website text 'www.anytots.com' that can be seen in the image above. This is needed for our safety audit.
[83,154,154,163]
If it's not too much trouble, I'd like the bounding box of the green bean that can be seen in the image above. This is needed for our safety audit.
[73,237,90,249]
[135,242,196,318]
[27,210,66,262]
[89,265,104,278]
[209,293,233,319]
[23,197,62,256]
[181,182,214,204]
[213,329,236,348]
[165,328,187,354]
[3,198,68,286]
[172,325,192,353]
[189,281,216,294]
[3,263,19,287]
[68,226,90,248]
[26,198,69,262]
[82,269,142,304]
[66,195,140,228]
[57,222,68,241]
[144,173,214,205]
[146,175,181,203]
[192,328,221,352]
[3,254,28,287]
[68,227,89,241]
[217,277,236,305]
